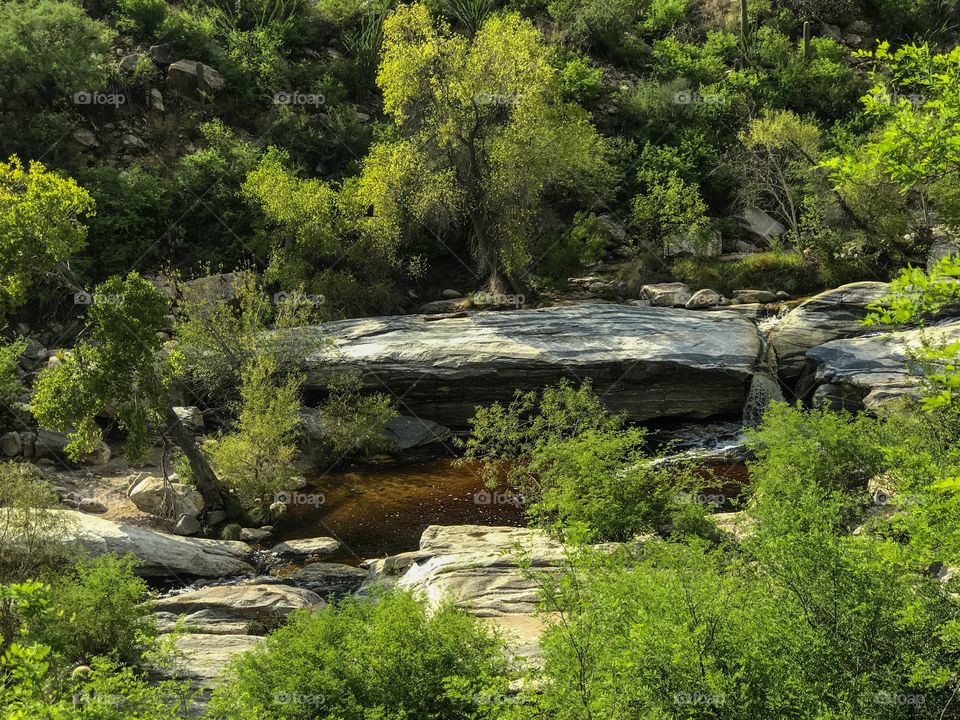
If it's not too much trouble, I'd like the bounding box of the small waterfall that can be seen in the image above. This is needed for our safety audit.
[743,335,785,427]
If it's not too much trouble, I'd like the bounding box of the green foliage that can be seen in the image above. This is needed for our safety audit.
[0,157,95,317]
[207,590,509,720]
[0,337,26,406]
[32,273,173,463]
[672,250,818,295]
[42,555,156,667]
[77,165,175,280]
[461,380,700,541]
[0,463,76,582]
[0,0,111,113]
[115,0,168,36]
[632,143,709,248]
[310,374,397,461]
[369,3,611,287]
[825,44,960,247]
[207,351,303,507]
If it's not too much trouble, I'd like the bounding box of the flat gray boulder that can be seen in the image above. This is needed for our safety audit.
[801,320,960,408]
[155,584,322,620]
[768,282,890,380]
[271,537,339,557]
[50,510,254,578]
[297,304,763,425]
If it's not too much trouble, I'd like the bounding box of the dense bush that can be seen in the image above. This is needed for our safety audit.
[207,590,511,720]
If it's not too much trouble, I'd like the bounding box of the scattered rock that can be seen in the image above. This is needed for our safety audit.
[166,60,226,99]
[685,288,722,309]
[148,44,175,65]
[174,515,203,536]
[639,282,692,308]
[441,289,462,299]
[129,475,205,519]
[70,128,98,149]
[206,510,228,527]
[172,406,205,433]
[148,88,164,112]
[734,289,777,304]
[0,431,22,457]
[77,498,108,514]
[119,53,142,74]
[271,537,340,557]
[121,133,147,151]
[238,527,271,543]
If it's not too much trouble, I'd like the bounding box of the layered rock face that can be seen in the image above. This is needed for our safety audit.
[299,304,764,425]
[767,282,890,379]
[48,510,254,578]
[800,320,960,409]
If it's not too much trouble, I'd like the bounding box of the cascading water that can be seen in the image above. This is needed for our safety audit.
[743,333,785,427]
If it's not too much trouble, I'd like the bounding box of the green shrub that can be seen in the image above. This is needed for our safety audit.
[0,337,25,406]
[207,590,509,720]
[461,380,702,541]
[671,251,819,296]
[116,0,168,36]
[42,554,157,667]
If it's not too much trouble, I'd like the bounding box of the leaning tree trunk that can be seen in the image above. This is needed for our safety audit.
[164,404,225,511]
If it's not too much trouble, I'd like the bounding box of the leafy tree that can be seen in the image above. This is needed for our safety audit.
[0,0,111,114]
[363,3,611,292]
[207,590,510,720]
[0,157,95,316]
[31,273,229,511]
[0,463,76,582]
[461,380,701,541]
[824,44,960,248]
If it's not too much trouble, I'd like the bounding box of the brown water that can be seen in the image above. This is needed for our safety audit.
[275,458,525,564]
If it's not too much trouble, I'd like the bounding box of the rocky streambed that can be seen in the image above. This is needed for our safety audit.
[20,280,960,703]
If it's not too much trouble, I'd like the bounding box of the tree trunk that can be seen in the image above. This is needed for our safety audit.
[164,404,225,511]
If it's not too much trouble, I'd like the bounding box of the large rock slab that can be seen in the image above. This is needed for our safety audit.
[298,304,763,425]
[171,634,263,684]
[155,584,322,620]
[801,320,960,408]
[768,282,890,380]
[48,510,254,579]
[363,525,616,663]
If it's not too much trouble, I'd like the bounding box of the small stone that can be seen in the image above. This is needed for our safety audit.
[71,128,98,149]
[271,537,339,557]
[685,289,722,310]
[78,498,108,514]
[122,134,147,151]
[148,88,164,112]
[734,289,777,304]
[148,44,175,65]
[0,431,22,457]
[239,527,272,542]
[119,53,142,74]
[174,514,202,536]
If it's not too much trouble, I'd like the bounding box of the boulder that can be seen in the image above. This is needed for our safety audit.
[171,634,263,683]
[928,237,960,271]
[734,289,777,304]
[166,60,225,99]
[119,53,141,74]
[70,128,98,149]
[800,320,960,409]
[441,289,462,299]
[271,537,339,557]
[38,510,254,578]
[639,282,692,307]
[172,406,205,433]
[685,288,722,309]
[34,429,110,465]
[0,431,22,457]
[78,498,108,514]
[663,229,721,258]
[154,584,321,620]
[767,282,891,380]
[121,133,147,151]
[364,525,619,663]
[129,476,205,519]
[238,527,271,542]
[148,44,175,65]
[296,304,763,425]
[739,208,785,245]
[148,88,164,112]
[174,515,202,536]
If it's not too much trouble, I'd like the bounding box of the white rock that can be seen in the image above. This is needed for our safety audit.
[271,537,339,557]
[640,282,692,307]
